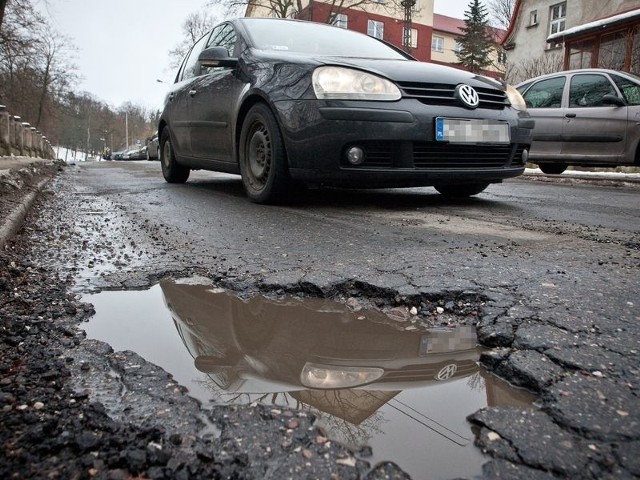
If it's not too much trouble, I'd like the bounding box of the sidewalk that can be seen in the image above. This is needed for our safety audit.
[0,156,61,249]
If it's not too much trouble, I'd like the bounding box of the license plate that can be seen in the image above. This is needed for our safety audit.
[435,117,510,144]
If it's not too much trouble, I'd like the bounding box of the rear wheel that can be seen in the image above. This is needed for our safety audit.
[239,103,291,204]
[160,129,190,183]
[538,163,567,175]
[434,182,490,198]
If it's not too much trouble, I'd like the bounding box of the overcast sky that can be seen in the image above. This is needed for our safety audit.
[37,0,469,111]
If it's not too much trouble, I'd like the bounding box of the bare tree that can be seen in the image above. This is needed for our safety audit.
[168,10,218,69]
[208,0,402,25]
[505,52,563,84]
[485,0,515,30]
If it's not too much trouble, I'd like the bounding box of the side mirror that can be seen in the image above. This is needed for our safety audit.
[602,94,626,107]
[198,47,238,68]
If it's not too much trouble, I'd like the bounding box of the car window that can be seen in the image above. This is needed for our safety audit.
[206,23,237,56]
[180,33,211,81]
[522,77,566,108]
[568,74,616,108]
[241,18,406,59]
[610,74,640,106]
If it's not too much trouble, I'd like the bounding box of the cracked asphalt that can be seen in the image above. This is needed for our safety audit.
[2,158,639,479]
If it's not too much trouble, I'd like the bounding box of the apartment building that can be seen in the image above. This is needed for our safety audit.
[502,0,640,83]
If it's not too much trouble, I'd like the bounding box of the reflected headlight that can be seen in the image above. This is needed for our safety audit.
[506,84,527,111]
[312,66,401,101]
[300,363,384,389]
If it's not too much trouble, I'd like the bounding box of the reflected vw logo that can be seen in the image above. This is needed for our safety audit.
[435,364,458,380]
[456,84,480,109]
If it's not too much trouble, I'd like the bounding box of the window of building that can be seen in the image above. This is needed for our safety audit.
[367,19,384,39]
[403,27,418,48]
[522,76,566,108]
[529,10,538,26]
[568,40,594,69]
[331,13,348,29]
[598,31,626,71]
[453,41,463,53]
[497,50,507,64]
[569,74,616,108]
[432,35,444,52]
[549,2,566,36]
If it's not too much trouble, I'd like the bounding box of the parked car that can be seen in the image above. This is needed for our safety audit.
[112,149,126,160]
[158,18,533,203]
[516,68,640,174]
[123,146,146,160]
[146,134,159,160]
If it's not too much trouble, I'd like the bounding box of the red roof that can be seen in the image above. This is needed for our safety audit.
[434,13,506,42]
[433,13,466,35]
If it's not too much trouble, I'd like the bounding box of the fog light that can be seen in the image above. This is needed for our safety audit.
[346,146,365,165]
[522,148,529,164]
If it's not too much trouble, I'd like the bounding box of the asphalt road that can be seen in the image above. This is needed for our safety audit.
[23,160,640,478]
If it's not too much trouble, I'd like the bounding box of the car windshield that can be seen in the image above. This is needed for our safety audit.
[240,18,407,60]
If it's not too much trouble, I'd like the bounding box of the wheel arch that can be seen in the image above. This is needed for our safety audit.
[235,94,289,167]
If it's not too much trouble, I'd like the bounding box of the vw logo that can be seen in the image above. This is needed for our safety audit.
[435,364,458,380]
[456,84,480,109]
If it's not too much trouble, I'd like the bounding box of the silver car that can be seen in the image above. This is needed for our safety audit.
[516,69,640,174]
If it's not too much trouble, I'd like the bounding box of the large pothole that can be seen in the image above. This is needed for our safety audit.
[80,277,534,480]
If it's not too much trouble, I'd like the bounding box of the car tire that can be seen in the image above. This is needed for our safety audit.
[239,103,291,204]
[160,129,190,183]
[538,164,567,175]
[434,182,489,198]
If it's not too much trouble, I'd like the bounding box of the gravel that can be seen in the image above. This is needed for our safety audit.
[0,162,411,479]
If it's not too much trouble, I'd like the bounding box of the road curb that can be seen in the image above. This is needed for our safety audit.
[0,177,51,250]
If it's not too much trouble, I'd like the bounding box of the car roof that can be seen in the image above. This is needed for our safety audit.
[516,68,638,87]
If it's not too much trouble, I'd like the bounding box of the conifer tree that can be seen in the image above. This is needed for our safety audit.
[456,0,495,73]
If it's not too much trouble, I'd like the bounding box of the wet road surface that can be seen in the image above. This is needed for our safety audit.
[25,160,640,478]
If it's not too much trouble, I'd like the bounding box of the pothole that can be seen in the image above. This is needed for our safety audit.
[82,278,533,480]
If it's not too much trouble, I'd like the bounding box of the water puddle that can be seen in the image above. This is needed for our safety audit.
[83,278,533,480]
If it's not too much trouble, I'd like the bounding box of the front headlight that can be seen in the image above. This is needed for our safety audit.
[506,84,527,111]
[312,66,401,101]
[300,363,384,389]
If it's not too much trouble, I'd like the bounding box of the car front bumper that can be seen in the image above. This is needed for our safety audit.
[273,98,534,187]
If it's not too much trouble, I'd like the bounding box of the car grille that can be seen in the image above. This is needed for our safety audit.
[380,359,479,383]
[348,141,525,169]
[396,82,508,110]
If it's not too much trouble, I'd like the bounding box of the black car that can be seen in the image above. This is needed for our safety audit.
[159,18,533,204]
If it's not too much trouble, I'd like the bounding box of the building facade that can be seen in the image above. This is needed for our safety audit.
[502,0,640,83]
[431,13,506,77]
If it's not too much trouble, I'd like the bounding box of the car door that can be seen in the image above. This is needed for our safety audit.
[520,75,567,159]
[165,33,212,158]
[189,23,245,162]
[561,73,627,163]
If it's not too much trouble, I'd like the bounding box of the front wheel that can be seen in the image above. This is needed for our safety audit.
[538,163,567,175]
[239,103,291,204]
[160,129,190,183]
[434,182,490,198]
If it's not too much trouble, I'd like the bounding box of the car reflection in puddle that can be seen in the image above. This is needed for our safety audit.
[159,277,533,479]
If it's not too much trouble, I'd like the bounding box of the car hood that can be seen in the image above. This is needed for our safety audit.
[251,50,505,91]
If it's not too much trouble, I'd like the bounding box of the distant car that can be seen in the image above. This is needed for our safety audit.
[158,17,533,204]
[112,149,126,160]
[123,146,146,160]
[516,68,640,174]
[146,134,159,160]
